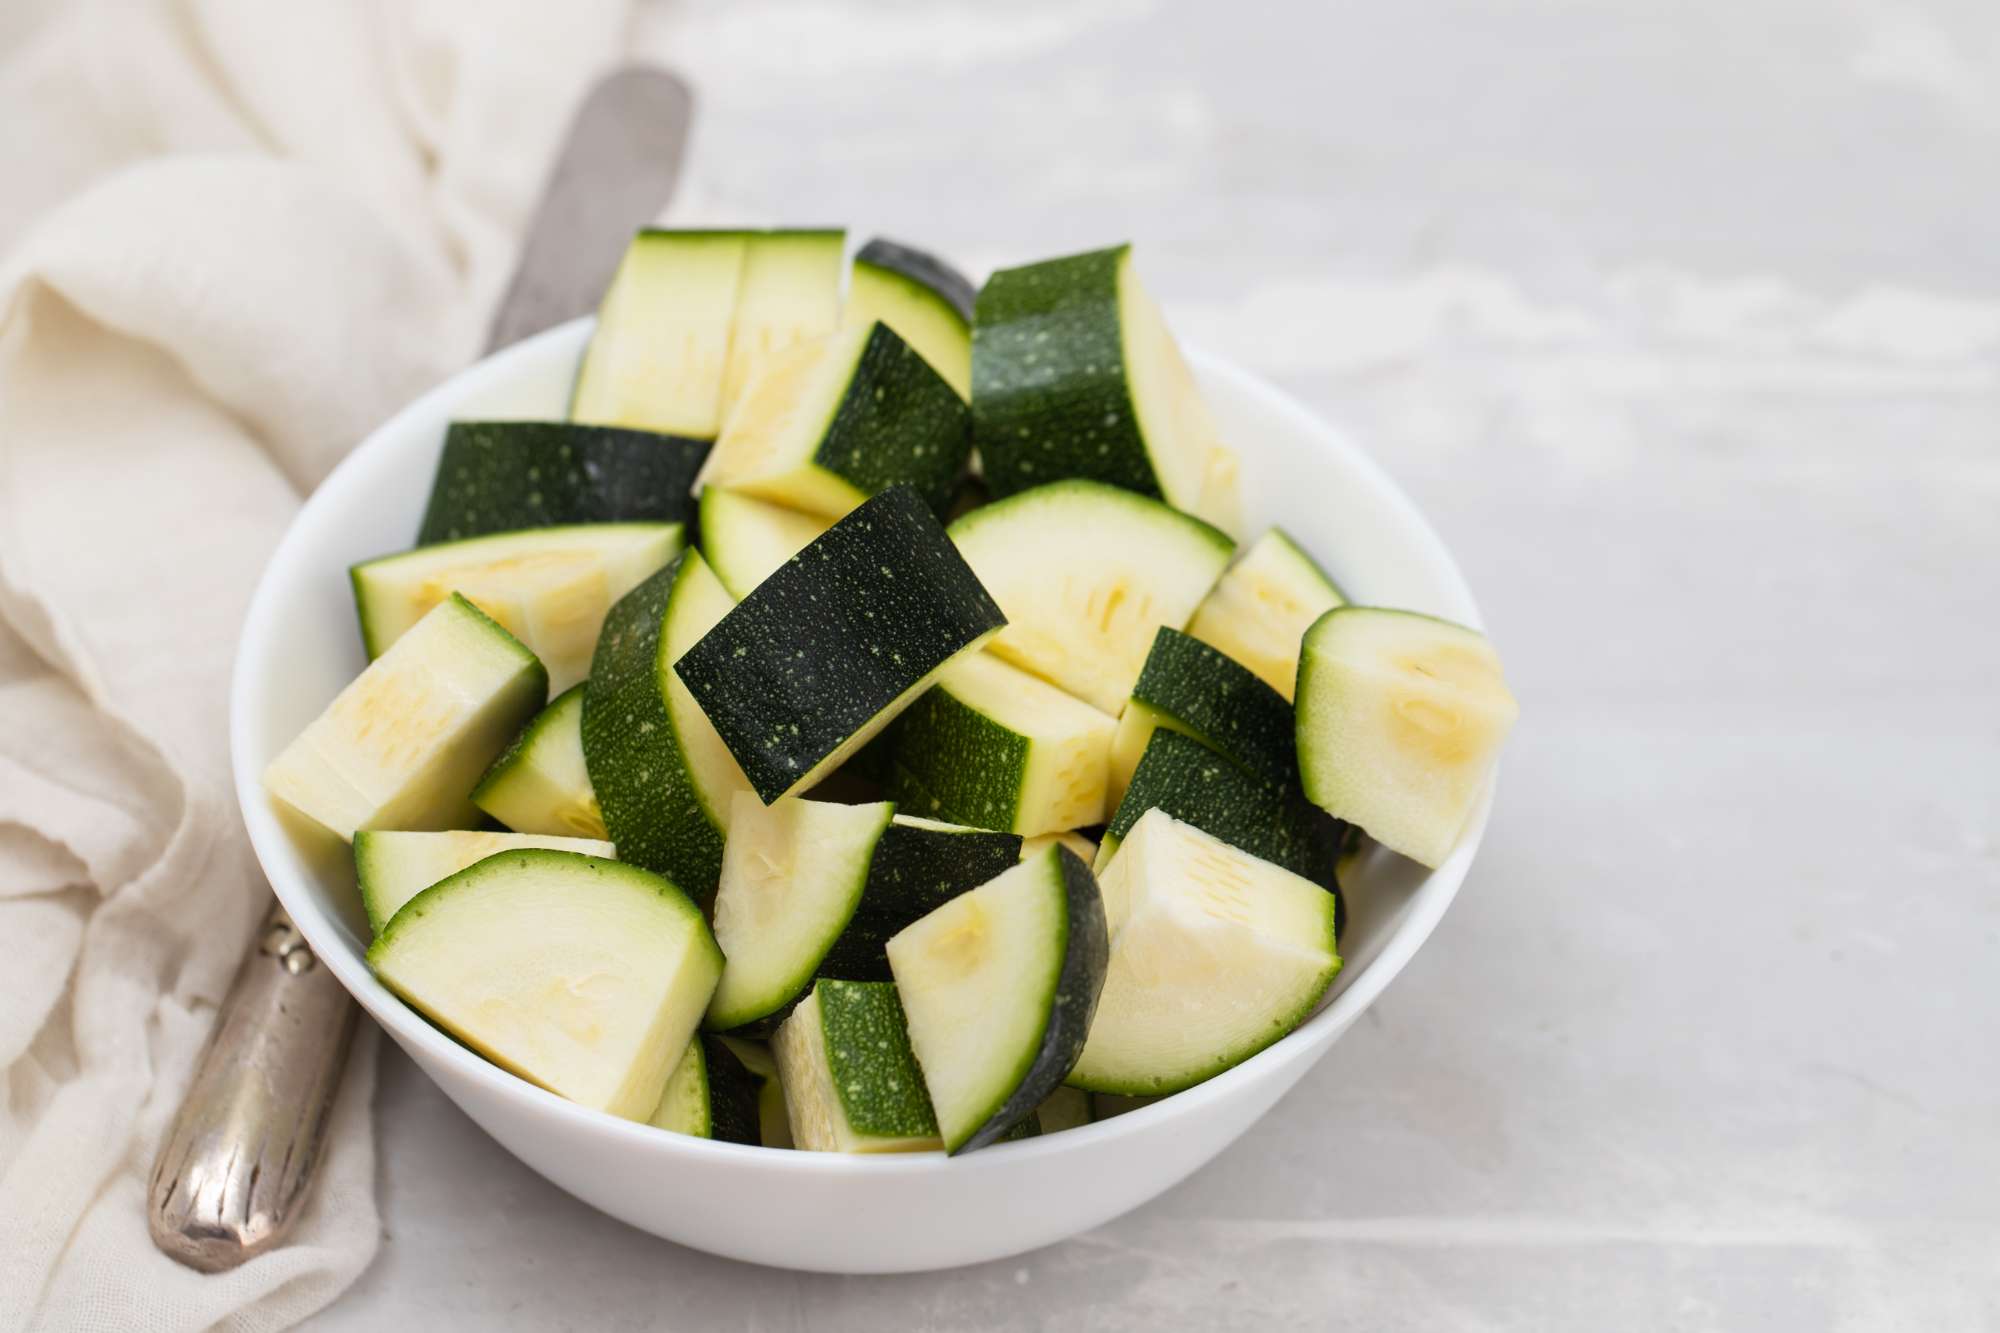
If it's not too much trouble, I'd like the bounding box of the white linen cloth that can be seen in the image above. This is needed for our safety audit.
[0,2,636,1327]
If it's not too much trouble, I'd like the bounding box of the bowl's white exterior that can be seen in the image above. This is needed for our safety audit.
[231,319,1490,1274]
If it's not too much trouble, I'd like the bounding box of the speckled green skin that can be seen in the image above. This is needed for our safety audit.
[1104,729,1345,894]
[880,683,1028,832]
[418,421,710,544]
[971,245,1155,500]
[856,237,976,321]
[1129,628,1298,787]
[817,980,939,1139]
[698,1035,764,1146]
[673,486,1005,803]
[950,848,1109,1154]
[816,821,1024,981]
[581,553,724,901]
[816,323,970,515]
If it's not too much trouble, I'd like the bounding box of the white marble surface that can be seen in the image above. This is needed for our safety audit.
[316,1,2000,1326]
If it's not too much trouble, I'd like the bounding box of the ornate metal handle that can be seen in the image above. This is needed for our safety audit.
[147,901,358,1272]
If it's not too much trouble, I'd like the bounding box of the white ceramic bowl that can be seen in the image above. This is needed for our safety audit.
[231,319,1492,1274]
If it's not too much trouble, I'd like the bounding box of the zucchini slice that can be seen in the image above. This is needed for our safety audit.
[581,550,753,903]
[948,480,1234,714]
[1296,607,1517,868]
[351,523,684,694]
[698,321,969,518]
[719,228,846,412]
[352,829,613,935]
[417,421,710,545]
[883,651,1116,836]
[675,485,1006,803]
[470,684,606,839]
[696,485,831,599]
[571,229,749,437]
[1107,627,1297,811]
[1099,728,1342,890]
[647,1034,764,1145]
[705,792,896,1033]
[847,238,974,398]
[772,980,942,1153]
[263,595,545,840]
[1068,809,1340,1095]
[368,850,722,1121]
[1186,528,1346,701]
[815,815,1026,982]
[971,244,1240,533]
[886,846,1109,1154]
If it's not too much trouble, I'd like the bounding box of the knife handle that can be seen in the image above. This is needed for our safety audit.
[148,901,359,1272]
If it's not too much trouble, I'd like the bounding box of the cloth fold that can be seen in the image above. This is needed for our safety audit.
[0,2,635,1327]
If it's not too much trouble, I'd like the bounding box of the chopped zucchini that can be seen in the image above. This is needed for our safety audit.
[772,980,942,1153]
[1296,607,1517,868]
[887,846,1108,1153]
[1021,830,1098,863]
[471,684,606,839]
[263,595,545,840]
[883,651,1115,836]
[1186,528,1345,701]
[674,485,1006,803]
[647,1034,764,1145]
[815,815,1025,982]
[971,244,1240,533]
[368,850,722,1120]
[1107,627,1297,810]
[352,829,613,935]
[948,479,1234,714]
[351,523,684,693]
[720,229,846,411]
[705,792,896,1033]
[696,485,830,599]
[581,550,752,903]
[417,421,709,545]
[1068,809,1340,1095]
[571,230,748,437]
[699,321,970,518]
[847,238,974,398]
[1098,728,1342,890]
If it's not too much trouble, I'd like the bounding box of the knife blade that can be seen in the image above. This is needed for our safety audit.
[147,66,695,1274]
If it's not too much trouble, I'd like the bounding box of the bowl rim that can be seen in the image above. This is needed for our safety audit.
[230,316,1490,1174]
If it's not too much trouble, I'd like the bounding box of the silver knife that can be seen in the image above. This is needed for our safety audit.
[147,66,695,1273]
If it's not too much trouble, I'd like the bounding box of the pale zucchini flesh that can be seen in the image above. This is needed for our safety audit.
[847,240,974,399]
[705,792,895,1032]
[350,522,684,694]
[887,846,1108,1153]
[885,650,1115,836]
[368,850,722,1121]
[353,829,613,935]
[1068,810,1340,1095]
[471,684,607,839]
[697,485,831,599]
[1296,607,1517,868]
[947,479,1235,714]
[264,594,546,841]
[1186,528,1346,701]
[571,230,748,438]
[720,228,846,412]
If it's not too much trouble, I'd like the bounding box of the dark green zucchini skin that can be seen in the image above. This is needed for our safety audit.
[674,485,1006,803]
[971,245,1155,501]
[417,421,710,544]
[1108,728,1345,897]
[956,847,1109,1154]
[1131,627,1298,787]
[816,822,1024,981]
[699,1035,764,1146]
[857,237,977,322]
[818,322,970,515]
